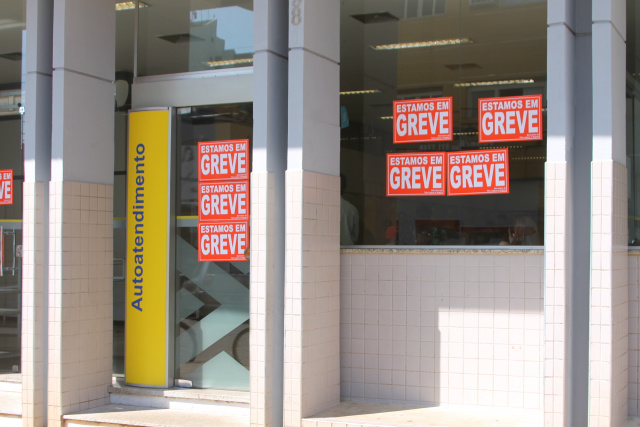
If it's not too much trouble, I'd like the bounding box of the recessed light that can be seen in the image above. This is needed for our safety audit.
[372,38,472,51]
[205,58,253,67]
[454,79,534,87]
[116,1,149,11]
[340,89,381,95]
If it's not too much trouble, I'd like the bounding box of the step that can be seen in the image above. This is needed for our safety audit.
[63,404,248,427]
[302,402,543,427]
[0,389,21,427]
[0,392,20,416]
[0,414,21,427]
[108,378,249,415]
[0,373,21,427]
[0,374,21,393]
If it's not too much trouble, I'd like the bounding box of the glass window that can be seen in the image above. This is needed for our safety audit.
[174,103,252,390]
[340,0,546,246]
[137,0,254,77]
[628,0,640,245]
[0,0,25,373]
[113,1,136,377]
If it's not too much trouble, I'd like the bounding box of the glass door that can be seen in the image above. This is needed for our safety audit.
[0,114,23,373]
[174,103,252,390]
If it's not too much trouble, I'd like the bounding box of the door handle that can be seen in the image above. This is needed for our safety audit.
[0,227,16,277]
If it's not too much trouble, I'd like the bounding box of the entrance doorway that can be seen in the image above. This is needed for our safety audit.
[173,103,252,390]
[0,114,23,373]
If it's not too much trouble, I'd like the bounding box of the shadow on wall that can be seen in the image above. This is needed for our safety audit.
[339,252,544,409]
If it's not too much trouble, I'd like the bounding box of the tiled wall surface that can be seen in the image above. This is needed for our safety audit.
[543,161,568,427]
[22,182,46,427]
[250,171,275,427]
[629,254,640,417]
[284,171,341,427]
[590,161,628,427]
[340,250,544,411]
[47,182,113,427]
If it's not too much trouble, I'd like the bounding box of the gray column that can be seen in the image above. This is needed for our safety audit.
[589,1,628,426]
[545,1,593,426]
[22,1,53,426]
[250,1,288,427]
[283,1,341,426]
[47,1,115,426]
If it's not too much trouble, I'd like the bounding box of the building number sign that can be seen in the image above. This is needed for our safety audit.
[291,0,302,25]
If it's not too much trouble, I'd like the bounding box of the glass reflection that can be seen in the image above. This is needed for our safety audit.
[340,0,546,246]
[628,0,640,245]
[137,0,254,76]
[174,104,252,390]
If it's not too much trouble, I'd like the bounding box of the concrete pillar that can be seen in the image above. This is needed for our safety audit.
[283,1,341,426]
[47,1,115,426]
[22,1,52,426]
[545,1,592,426]
[589,1,628,426]
[250,1,288,427]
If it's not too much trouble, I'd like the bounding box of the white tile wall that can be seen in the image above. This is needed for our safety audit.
[47,182,113,427]
[544,161,569,427]
[589,161,628,427]
[22,182,47,427]
[284,171,341,427]
[250,171,275,427]
[629,255,640,418]
[340,250,544,412]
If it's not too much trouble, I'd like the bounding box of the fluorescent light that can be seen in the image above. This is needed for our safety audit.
[379,116,393,120]
[372,38,472,51]
[454,79,534,87]
[205,58,253,67]
[116,1,148,11]
[454,132,479,136]
[340,89,381,95]
[0,19,25,31]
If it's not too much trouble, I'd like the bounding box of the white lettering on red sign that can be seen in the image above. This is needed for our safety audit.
[393,98,452,143]
[479,95,542,143]
[199,180,249,222]
[446,149,509,196]
[198,221,248,262]
[198,140,249,181]
[386,153,446,196]
[0,170,13,205]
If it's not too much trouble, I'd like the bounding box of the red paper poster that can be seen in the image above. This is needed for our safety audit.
[0,170,13,205]
[198,221,249,262]
[447,149,509,196]
[393,97,452,143]
[387,152,446,196]
[199,180,249,222]
[479,95,542,143]
[198,139,249,181]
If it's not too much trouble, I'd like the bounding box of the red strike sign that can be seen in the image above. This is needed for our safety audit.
[447,149,509,196]
[479,95,542,143]
[198,140,249,181]
[0,170,13,205]
[393,97,452,143]
[199,221,248,262]
[387,153,446,196]
[199,181,249,222]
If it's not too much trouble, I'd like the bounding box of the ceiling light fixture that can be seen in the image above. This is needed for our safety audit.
[340,89,381,95]
[116,1,148,11]
[372,38,472,51]
[454,79,535,87]
[205,58,254,67]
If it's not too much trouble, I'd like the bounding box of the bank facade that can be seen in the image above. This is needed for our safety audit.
[0,0,637,427]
